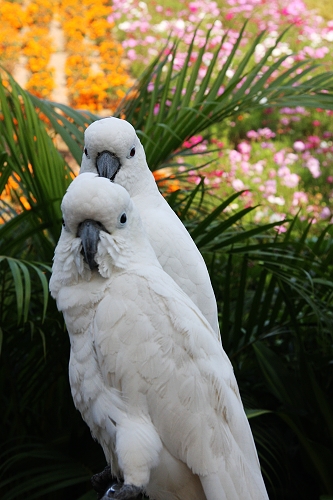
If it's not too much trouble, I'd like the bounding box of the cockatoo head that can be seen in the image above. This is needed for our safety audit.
[59,173,147,281]
[80,117,150,196]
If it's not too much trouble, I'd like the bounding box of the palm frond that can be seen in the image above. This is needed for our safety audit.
[0,256,50,326]
[0,443,92,500]
[116,24,333,170]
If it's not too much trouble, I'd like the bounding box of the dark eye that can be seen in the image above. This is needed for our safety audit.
[129,147,135,157]
[120,213,127,224]
[84,147,89,158]
[62,218,65,227]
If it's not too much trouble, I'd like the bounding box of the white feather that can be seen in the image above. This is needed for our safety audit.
[50,174,269,500]
[80,117,220,339]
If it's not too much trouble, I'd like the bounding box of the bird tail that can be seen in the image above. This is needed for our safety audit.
[199,462,269,500]
[200,473,228,500]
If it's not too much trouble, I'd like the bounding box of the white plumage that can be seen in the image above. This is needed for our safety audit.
[50,173,268,500]
[80,117,220,338]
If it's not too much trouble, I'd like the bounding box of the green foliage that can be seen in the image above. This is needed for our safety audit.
[1,23,333,500]
[116,26,333,171]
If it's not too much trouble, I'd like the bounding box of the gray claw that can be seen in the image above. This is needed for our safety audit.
[105,483,142,499]
[91,466,113,494]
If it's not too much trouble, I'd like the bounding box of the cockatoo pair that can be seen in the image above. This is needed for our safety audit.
[49,118,269,500]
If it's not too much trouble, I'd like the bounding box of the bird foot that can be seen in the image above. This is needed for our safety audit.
[91,468,141,500]
[91,466,115,499]
[101,483,142,500]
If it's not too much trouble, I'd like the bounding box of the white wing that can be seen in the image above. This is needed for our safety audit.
[93,267,268,500]
[133,190,220,339]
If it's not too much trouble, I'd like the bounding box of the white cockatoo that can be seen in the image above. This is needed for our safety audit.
[80,117,220,339]
[49,173,269,500]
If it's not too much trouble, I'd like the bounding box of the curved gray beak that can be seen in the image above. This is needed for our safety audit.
[96,151,121,181]
[77,219,104,270]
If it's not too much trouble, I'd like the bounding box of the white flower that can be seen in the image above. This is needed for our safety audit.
[119,21,131,30]
[138,1,148,10]
[267,195,285,206]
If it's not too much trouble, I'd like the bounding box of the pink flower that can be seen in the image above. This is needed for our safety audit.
[278,166,291,177]
[292,191,308,206]
[183,135,203,148]
[286,153,298,165]
[261,142,275,149]
[246,130,258,140]
[314,47,329,59]
[127,49,137,60]
[274,150,285,166]
[229,150,242,163]
[280,117,290,126]
[274,223,287,234]
[264,179,277,196]
[232,178,245,191]
[237,141,251,155]
[241,161,250,173]
[145,36,156,44]
[320,207,331,219]
[293,140,305,152]
[283,172,300,188]
[258,127,276,139]
[280,107,293,114]
[306,135,321,149]
[254,161,264,174]
[125,38,138,48]
[306,157,321,178]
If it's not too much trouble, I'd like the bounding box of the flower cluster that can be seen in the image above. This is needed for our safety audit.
[59,0,133,111]
[108,0,333,225]
[184,107,333,226]
[22,24,55,98]
[108,0,332,79]
[0,0,55,97]
[0,1,26,73]
[1,0,133,110]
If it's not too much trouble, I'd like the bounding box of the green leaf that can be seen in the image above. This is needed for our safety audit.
[245,409,272,419]
[252,341,300,409]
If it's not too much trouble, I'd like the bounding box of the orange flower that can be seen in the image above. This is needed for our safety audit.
[1,0,133,109]
[153,169,180,193]
[20,196,31,210]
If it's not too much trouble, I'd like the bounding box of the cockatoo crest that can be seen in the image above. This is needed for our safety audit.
[81,117,152,197]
